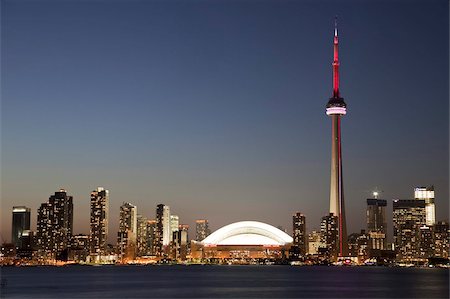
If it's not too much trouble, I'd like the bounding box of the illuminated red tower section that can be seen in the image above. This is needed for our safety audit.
[326,18,348,258]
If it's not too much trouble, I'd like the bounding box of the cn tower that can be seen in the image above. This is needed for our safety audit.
[326,18,348,257]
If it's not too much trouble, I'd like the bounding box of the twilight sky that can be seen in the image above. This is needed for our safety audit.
[1,0,448,243]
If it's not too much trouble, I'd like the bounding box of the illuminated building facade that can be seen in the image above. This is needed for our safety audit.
[90,187,109,262]
[136,214,148,256]
[191,221,293,261]
[307,231,325,255]
[69,234,89,263]
[11,206,31,250]
[320,213,338,260]
[170,215,179,242]
[348,230,369,262]
[147,219,157,255]
[36,189,74,260]
[393,199,426,262]
[292,212,307,257]
[195,219,210,241]
[366,198,387,250]
[325,19,348,258]
[171,224,189,261]
[414,186,435,226]
[433,221,449,259]
[155,204,171,256]
[117,202,137,262]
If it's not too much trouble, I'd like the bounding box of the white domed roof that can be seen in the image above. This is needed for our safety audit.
[201,221,293,246]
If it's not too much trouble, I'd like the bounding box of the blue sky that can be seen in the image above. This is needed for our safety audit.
[1,0,448,243]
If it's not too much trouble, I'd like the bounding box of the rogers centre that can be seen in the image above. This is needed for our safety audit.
[190,221,293,260]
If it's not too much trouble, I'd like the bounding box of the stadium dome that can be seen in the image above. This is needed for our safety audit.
[201,221,293,246]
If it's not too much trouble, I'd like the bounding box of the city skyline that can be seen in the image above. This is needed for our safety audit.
[2,0,449,243]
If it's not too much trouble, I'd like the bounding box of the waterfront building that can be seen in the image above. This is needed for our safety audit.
[136,214,148,256]
[170,215,179,242]
[320,213,338,260]
[433,221,449,259]
[117,202,137,262]
[191,221,292,261]
[147,219,157,255]
[348,230,369,263]
[414,186,435,226]
[418,225,434,259]
[307,230,325,255]
[69,234,90,263]
[155,204,171,256]
[325,19,348,258]
[171,224,189,261]
[36,189,74,261]
[393,199,426,263]
[292,212,307,257]
[366,197,387,250]
[89,187,109,262]
[11,206,31,250]
[195,219,210,241]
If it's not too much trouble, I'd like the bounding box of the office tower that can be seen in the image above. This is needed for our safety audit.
[414,186,435,226]
[418,225,434,259]
[11,206,31,250]
[320,213,339,260]
[117,202,137,262]
[433,221,449,259]
[172,224,189,261]
[36,189,74,260]
[348,230,369,262]
[393,199,426,262]
[69,234,89,263]
[366,198,387,250]
[326,19,348,258]
[307,231,325,255]
[147,219,156,255]
[89,187,109,262]
[170,215,179,242]
[292,212,307,256]
[155,204,170,256]
[136,215,148,257]
[195,219,210,241]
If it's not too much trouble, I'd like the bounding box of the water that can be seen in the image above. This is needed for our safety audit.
[0,265,448,298]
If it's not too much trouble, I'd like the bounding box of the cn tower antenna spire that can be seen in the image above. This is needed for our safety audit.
[333,16,340,98]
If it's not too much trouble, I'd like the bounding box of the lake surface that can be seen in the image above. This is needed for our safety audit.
[0,265,448,298]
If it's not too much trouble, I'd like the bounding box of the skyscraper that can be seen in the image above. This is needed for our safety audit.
[292,212,307,256]
[320,213,339,260]
[155,204,171,256]
[11,206,31,250]
[36,189,74,260]
[195,219,210,241]
[117,202,137,262]
[171,224,189,261]
[433,221,449,259]
[414,186,435,226]
[90,187,109,262]
[136,214,149,257]
[393,199,426,262]
[147,219,157,256]
[170,214,179,242]
[366,198,387,250]
[325,19,348,258]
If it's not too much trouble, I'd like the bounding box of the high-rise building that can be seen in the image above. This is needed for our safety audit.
[414,186,435,226]
[393,199,426,262]
[69,234,90,263]
[292,212,307,256]
[147,219,157,256]
[117,202,137,262]
[418,225,434,259]
[136,214,148,257]
[90,187,109,262]
[320,213,339,260]
[195,219,210,241]
[171,224,189,261]
[307,231,325,255]
[366,198,387,250]
[348,230,369,262]
[36,189,74,260]
[170,215,179,242]
[155,204,170,256]
[325,18,348,258]
[433,221,449,259]
[11,206,31,250]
